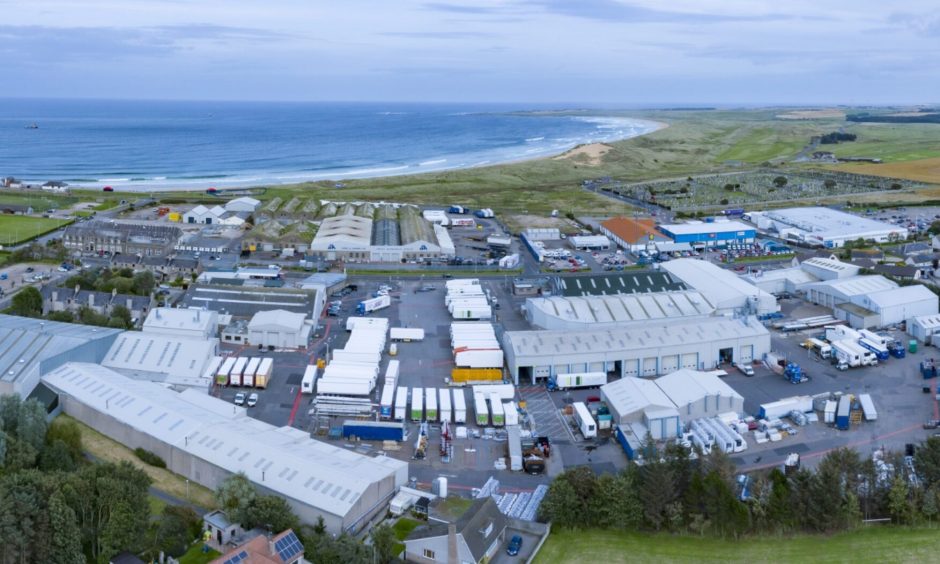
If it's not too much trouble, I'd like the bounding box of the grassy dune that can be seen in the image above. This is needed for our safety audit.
[535,527,940,564]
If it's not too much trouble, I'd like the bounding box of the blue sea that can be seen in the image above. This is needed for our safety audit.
[0,99,660,191]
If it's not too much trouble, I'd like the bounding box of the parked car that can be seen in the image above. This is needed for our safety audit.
[506,535,523,556]
[234,392,246,406]
[734,362,755,377]
[246,393,259,407]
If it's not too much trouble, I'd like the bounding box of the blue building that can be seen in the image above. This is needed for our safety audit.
[658,220,756,248]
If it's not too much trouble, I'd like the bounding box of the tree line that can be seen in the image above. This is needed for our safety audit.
[539,437,940,537]
[819,132,858,144]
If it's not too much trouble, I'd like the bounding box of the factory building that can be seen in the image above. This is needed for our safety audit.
[660,259,778,315]
[143,307,219,340]
[224,197,261,213]
[247,310,312,349]
[0,315,122,398]
[181,284,324,321]
[502,316,770,385]
[601,376,680,440]
[657,220,755,248]
[101,331,219,388]
[747,207,908,248]
[524,290,714,331]
[655,369,744,421]
[909,314,940,344]
[42,363,408,534]
[554,271,686,297]
[803,275,938,328]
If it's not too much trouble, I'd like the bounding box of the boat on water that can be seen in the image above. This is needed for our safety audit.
[25,123,38,129]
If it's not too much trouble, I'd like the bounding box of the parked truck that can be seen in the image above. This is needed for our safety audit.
[546,372,606,391]
[301,365,319,394]
[356,294,391,315]
[858,337,890,361]
[448,205,468,214]
[439,388,452,423]
[831,340,864,368]
[394,387,408,420]
[411,388,424,421]
[474,392,489,426]
[342,420,405,442]
[425,387,438,421]
[256,358,272,388]
[390,328,425,342]
[316,379,372,397]
[473,208,495,218]
[490,394,505,426]
[380,385,396,418]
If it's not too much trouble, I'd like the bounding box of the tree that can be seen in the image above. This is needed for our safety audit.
[370,523,397,564]
[10,286,43,317]
[110,304,132,327]
[922,484,940,523]
[639,462,675,530]
[538,472,582,528]
[16,398,48,452]
[824,179,837,189]
[100,500,144,563]
[132,271,155,296]
[887,475,911,524]
[47,417,83,461]
[49,491,85,564]
[47,310,75,323]
[773,176,788,188]
[916,436,940,488]
[154,506,201,557]
[216,472,257,524]
[39,439,77,472]
[242,495,300,533]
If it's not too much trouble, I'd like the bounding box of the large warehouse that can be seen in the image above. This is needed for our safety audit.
[247,310,312,349]
[661,259,778,315]
[747,207,908,248]
[524,290,715,331]
[804,275,938,328]
[657,220,755,248]
[600,376,680,440]
[42,363,408,534]
[502,316,770,384]
[143,307,219,340]
[101,330,219,388]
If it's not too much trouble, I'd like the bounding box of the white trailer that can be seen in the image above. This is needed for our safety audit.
[384,360,400,389]
[301,365,319,394]
[203,356,223,381]
[455,349,503,368]
[346,317,390,332]
[759,395,813,419]
[439,388,452,423]
[550,372,607,390]
[831,340,864,367]
[410,388,424,422]
[453,389,467,423]
[845,340,877,366]
[256,358,273,388]
[572,402,597,439]
[331,350,382,365]
[357,294,391,315]
[380,385,396,418]
[394,387,408,420]
[425,387,438,421]
[242,358,257,388]
[507,425,523,472]
[826,325,862,343]
[390,328,425,342]
[474,392,489,426]
[217,357,236,385]
[472,384,515,400]
[858,393,878,421]
[230,357,248,386]
[317,379,372,397]
[859,329,888,346]
[504,401,519,426]
[445,278,480,290]
[499,254,520,269]
[490,394,505,426]
[451,306,492,321]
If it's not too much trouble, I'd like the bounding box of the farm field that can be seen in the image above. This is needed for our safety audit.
[0,215,71,245]
[535,527,940,564]
[834,156,940,184]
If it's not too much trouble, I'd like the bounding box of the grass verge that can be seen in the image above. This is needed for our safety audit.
[178,543,221,564]
[65,414,218,509]
[534,526,940,564]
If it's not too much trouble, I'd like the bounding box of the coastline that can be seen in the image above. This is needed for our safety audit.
[54,116,668,193]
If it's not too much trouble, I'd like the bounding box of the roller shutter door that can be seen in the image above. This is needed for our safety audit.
[681,353,698,370]
[660,355,679,373]
[534,366,551,378]
[739,345,754,363]
[641,357,658,377]
[623,359,639,377]
[589,362,605,372]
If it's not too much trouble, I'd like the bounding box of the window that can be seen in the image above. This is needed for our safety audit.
[422,549,435,560]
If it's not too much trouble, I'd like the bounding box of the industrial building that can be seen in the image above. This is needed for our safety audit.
[804,275,938,328]
[599,217,669,251]
[909,314,940,344]
[655,369,744,421]
[42,363,408,534]
[567,234,611,250]
[0,315,121,398]
[502,316,770,384]
[600,376,680,440]
[554,272,686,297]
[181,284,324,321]
[657,220,755,248]
[101,330,219,388]
[247,310,312,349]
[524,290,715,331]
[183,205,247,226]
[747,207,908,248]
[224,197,262,213]
[143,307,219,340]
[661,259,778,315]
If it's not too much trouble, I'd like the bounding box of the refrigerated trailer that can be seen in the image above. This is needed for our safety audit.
[858,393,878,421]
[451,307,493,321]
[380,385,396,418]
[411,388,424,421]
[216,357,236,386]
[203,356,223,382]
[474,392,489,426]
[342,420,405,442]
[394,387,408,420]
[858,338,890,361]
[489,394,505,426]
[573,402,597,439]
[390,328,425,342]
[453,390,467,423]
[301,365,318,394]
[331,350,382,365]
[454,349,503,368]
[425,387,438,421]
[346,317,390,332]
[244,358,261,388]
[439,388,452,423]
[317,379,372,397]
[547,372,606,391]
[356,294,391,315]
[255,358,272,388]
[230,357,248,386]
[831,340,865,368]
[384,360,400,388]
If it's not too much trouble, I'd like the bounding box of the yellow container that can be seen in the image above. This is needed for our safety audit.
[167,212,181,222]
[451,368,502,382]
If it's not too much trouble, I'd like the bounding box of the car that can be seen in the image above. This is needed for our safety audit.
[246,393,259,407]
[734,362,755,377]
[24,267,34,273]
[234,392,246,406]
[506,535,523,556]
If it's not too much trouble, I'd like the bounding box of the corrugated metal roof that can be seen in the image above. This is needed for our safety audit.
[655,369,743,408]
[102,332,216,383]
[557,272,686,297]
[601,377,677,419]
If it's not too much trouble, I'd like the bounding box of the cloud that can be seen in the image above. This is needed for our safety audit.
[421,2,505,15]
[520,0,794,24]
[379,31,497,39]
[888,11,940,36]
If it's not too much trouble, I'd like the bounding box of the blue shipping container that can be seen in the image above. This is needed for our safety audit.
[342,421,405,441]
[836,396,852,431]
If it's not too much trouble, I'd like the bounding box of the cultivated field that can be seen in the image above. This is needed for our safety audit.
[835,156,940,184]
[0,215,71,245]
[535,527,940,564]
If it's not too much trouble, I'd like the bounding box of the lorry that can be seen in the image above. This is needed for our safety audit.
[216,357,236,386]
[255,358,272,388]
[546,372,607,391]
[858,337,890,361]
[831,340,864,368]
[342,420,405,442]
[825,325,861,343]
[243,358,261,388]
[490,394,505,426]
[230,357,248,387]
[380,385,396,418]
[803,337,832,359]
[499,254,520,269]
[301,365,319,394]
[473,208,495,218]
[425,387,438,421]
[384,360,400,389]
[451,306,493,321]
[390,328,425,342]
[836,395,852,430]
[572,402,597,439]
[356,294,391,315]
[316,379,372,397]
[783,362,808,384]
[887,340,906,359]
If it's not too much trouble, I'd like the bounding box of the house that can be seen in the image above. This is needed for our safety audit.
[404,498,508,564]
[901,242,932,256]
[209,529,305,564]
[599,217,669,251]
[109,552,145,564]
[873,264,922,280]
[41,285,154,324]
[850,248,885,262]
[42,180,70,193]
[184,205,218,224]
[907,253,940,269]
[63,221,181,257]
[203,510,246,548]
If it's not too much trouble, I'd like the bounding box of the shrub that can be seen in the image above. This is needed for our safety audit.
[134,447,167,468]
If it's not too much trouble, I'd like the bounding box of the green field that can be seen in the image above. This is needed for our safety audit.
[0,215,71,246]
[535,527,940,563]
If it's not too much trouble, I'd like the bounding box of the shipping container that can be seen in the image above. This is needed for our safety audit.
[380,385,396,418]
[255,358,273,388]
[301,365,318,394]
[390,328,425,342]
[411,388,424,422]
[384,360,400,389]
[342,420,405,442]
[453,389,467,423]
[356,294,391,315]
[858,393,877,421]
[474,392,489,426]
[439,388,452,423]
[573,402,597,439]
[836,395,852,430]
[824,400,837,424]
[507,425,523,471]
[451,367,503,383]
[758,395,813,419]
[454,349,503,368]
[216,357,236,386]
[316,379,372,397]
[490,393,505,426]
[230,357,248,387]
[394,387,408,420]
[425,387,438,421]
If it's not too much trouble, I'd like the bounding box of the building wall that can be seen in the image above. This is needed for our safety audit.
[404,535,473,564]
[671,393,744,421]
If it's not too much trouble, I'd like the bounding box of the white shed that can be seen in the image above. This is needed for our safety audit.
[910,314,940,344]
[247,310,311,349]
[601,376,680,440]
[655,369,744,421]
[225,197,261,213]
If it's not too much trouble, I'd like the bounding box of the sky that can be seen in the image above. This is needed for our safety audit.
[1,0,939,105]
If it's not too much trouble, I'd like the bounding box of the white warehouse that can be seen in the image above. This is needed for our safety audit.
[804,275,938,328]
[601,376,680,440]
[524,290,715,331]
[747,207,908,248]
[248,310,312,349]
[655,369,744,421]
[660,259,778,315]
[143,307,219,340]
[502,316,770,385]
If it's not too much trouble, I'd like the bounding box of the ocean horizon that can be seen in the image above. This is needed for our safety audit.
[0,99,660,192]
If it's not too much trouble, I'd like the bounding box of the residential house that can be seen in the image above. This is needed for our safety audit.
[404,497,508,564]
[850,248,885,262]
[907,253,940,269]
[63,221,181,257]
[41,285,154,325]
[901,242,932,256]
[209,529,305,564]
[873,264,923,281]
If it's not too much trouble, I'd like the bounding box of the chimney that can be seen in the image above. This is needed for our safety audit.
[448,523,458,564]
[88,293,94,307]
